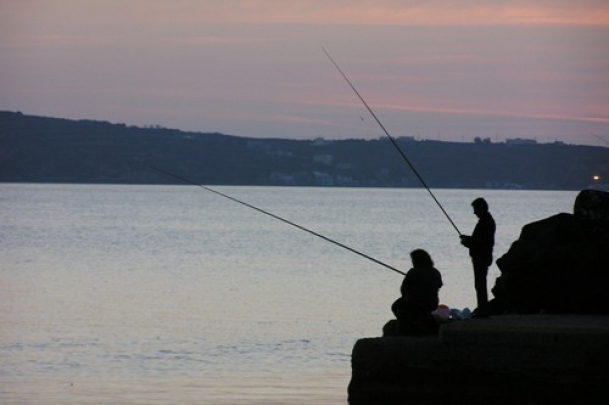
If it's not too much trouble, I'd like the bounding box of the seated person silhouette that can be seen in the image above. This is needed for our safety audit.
[383,249,443,336]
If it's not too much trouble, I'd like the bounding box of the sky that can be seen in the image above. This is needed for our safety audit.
[2,1,609,146]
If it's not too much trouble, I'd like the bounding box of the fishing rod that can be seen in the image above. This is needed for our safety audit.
[152,166,407,276]
[593,134,609,147]
[322,48,462,236]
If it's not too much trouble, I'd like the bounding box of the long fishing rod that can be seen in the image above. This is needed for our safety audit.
[593,134,609,147]
[322,48,462,236]
[152,166,407,276]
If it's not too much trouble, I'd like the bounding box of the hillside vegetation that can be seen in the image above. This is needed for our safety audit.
[1,111,607,190]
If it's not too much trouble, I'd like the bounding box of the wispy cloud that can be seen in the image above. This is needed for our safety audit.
[375,102,609,125]
[164,1,609,26]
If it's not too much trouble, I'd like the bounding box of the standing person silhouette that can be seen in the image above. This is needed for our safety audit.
[460,197,495,317]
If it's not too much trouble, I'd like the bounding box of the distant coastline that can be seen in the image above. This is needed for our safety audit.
[2,110,608,190]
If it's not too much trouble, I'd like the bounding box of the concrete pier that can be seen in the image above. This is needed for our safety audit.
[349,315,609,404]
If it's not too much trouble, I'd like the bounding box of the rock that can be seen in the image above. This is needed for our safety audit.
[492,189,609,314]
[349,315,609,404]
[574,189,609,236]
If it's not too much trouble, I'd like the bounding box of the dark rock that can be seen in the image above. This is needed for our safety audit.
[574,189,609,237]
[492,189,609,314]
[349,315,609,404]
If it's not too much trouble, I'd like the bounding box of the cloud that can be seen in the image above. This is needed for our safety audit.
[375,102,609,125]
[160,1,609,26]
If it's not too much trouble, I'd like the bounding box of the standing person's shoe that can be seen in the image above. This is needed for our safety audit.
[471,307,489,318]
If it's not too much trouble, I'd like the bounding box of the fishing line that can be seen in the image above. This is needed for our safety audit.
[322,47,462,236]
[152,166,407,276]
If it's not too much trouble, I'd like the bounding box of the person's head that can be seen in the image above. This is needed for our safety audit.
[471,197,489,217]
[410,249,433,268]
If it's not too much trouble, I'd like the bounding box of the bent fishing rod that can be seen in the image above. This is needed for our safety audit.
[152,166,407,276]
[322,48,462,236]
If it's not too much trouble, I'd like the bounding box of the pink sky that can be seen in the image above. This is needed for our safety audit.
[1,1,609,145]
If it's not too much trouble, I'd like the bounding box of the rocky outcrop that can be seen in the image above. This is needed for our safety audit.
[349,315,609,404]
[490,189,609,314]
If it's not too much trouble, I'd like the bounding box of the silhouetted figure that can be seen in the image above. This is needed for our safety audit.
[460,197,495,316]
[384,249,443,336]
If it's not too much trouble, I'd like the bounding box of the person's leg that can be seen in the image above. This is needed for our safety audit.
[473,260,489,309]
[400,302,437,335]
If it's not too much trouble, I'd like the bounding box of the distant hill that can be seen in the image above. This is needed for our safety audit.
[1,110,608,190]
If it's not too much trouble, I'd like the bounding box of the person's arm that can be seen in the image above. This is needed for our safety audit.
[400,271,412,296]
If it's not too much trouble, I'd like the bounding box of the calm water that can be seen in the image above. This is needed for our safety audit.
[0,184,577,404]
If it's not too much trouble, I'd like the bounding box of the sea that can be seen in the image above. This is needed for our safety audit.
[0,184,578,404]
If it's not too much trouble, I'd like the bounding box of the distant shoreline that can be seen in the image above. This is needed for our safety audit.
[2,111,608,191]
